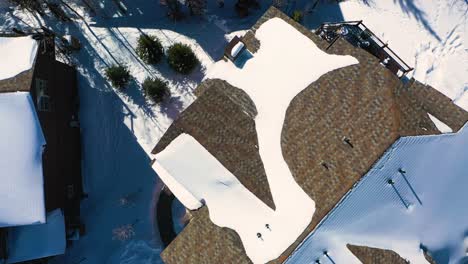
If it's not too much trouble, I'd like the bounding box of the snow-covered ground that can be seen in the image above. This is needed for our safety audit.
[286,123,468,264]
[0,92,46,228]
[0,0,466,263]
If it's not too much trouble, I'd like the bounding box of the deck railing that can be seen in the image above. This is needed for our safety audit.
[316,21,414,78]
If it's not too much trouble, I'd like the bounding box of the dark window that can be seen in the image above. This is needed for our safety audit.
[38,96,51,112]
[35,78,51,112]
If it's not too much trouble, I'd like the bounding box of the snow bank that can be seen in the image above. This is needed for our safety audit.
[0,36,38,80]
[286,123,468,264]
[337,0,467,110]
[158,17,357,263]
[6,209,66,264]
[0,92,46,227]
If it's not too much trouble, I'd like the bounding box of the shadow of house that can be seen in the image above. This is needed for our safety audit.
[62,23,168,263]
[72,64,166,264]
[0,31,84,263]
[156,189,177,247]
[302,1,345,30]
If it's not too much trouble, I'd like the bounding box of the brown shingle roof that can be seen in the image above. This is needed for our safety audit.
[154,78,273,210]
[0,34,39,94]
[347,244,409,264]
[154,6,468,264]
[0,69,34,93]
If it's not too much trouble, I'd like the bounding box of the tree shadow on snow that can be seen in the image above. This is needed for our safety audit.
[120,78,158,120]
[300,0,441,43]
[89,0,273,60]
[393,0,441,41]
[160,95,185,121]
[157,61,205,95]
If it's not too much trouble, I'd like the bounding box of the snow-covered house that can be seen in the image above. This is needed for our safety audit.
[151,7,468,264]
[0,31,83,264]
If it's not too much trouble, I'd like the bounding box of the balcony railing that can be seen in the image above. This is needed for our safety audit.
[316,21,414,78]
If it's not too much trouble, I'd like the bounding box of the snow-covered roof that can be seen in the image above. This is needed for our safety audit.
[0,36,38,81]
[201,17,357,263]
[155,16,359,263]
[152,158,203,210]
[286,123,468,264]
[0,92,46,227]
[6,209,66,264]
[154,134,277,262]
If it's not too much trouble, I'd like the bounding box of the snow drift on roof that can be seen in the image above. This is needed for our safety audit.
[0,92,46,227]
[286,123,468,264]
[0,36,38,81]
[155,17,358,263]
[6,209,66,264]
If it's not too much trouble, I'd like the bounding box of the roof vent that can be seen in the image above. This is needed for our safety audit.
[342,137,354,148]
[321,162,330,170]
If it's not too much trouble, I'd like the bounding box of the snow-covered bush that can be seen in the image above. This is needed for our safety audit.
[105,64,131,89]
[143,77,171,103]
[167,43,199,74]
[136,34,164,64]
